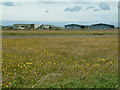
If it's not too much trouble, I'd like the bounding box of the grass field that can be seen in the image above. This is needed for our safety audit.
[2,35,118,88]
[2,29,118,35]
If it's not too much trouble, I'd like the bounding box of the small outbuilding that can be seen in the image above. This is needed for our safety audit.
[37,24,58,29]
[2,26,13,30]
[13,24,41,30]
[91,23,114,29]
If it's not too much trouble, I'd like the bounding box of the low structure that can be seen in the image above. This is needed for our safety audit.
[91,23,114,29]
[37,24,58,29]
[65,24,90,29]
[65,23,115,29]
[2,26,13,29]
[58,27,64,29]
[13,24,41,30]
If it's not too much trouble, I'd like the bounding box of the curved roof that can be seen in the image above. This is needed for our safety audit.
[91,23,114,26]
[65,24,81,26]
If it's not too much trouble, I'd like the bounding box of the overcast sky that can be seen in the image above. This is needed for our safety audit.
[0,0,119,26]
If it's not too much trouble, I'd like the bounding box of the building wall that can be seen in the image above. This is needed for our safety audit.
[43,26,50,29]
[13,26,25,29]
[37,25,50,29]
[91,25,113,29]
[34,24,41,29]
[65,25,81,29]
[2,26,13,29]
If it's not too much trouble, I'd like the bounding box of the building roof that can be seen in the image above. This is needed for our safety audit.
[65,24,81,26]
[41,24,56,27]
[2,26,13,27]
[13,24,34,26]
[91,23,114,26]
[65,24,91,27]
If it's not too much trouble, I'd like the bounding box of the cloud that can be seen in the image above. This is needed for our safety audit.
[64,6,81,12]
[45,10,49,13]
[86,6,95,10]
[86,6,99,11]
[94,9,99,11]
[99,2,110,10]
[2,2,16,6]
[1,0,119,3]
[86,3,110,12]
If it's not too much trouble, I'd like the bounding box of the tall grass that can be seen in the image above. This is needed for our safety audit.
[2,36,118,88]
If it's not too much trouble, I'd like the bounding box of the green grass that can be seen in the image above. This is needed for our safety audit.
[2,36,118,88]
[48,73,118,88]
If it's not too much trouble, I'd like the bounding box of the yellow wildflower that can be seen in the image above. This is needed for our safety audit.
[26,62,32,64]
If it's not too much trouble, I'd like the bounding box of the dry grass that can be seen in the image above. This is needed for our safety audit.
[2,35,118,88]
[2,29,118,35]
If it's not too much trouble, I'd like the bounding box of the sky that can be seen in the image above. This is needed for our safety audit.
[0,0,119,27]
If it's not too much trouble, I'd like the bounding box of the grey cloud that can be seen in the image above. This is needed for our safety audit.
[94,9,99,11]
[86,6,99,11]
[86,6,95,10]
[45,10,49,13]
[39,2,59,4]
[64,6,81,12]
[2,2,16,6]
[99,2,110,10]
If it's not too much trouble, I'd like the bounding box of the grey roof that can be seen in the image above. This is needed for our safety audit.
[41,24,56,27]
[91,23,114,26]
[65,24,91,27]
[65,24,81,26]
[13,24,34,26]
[2,26,13,27]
